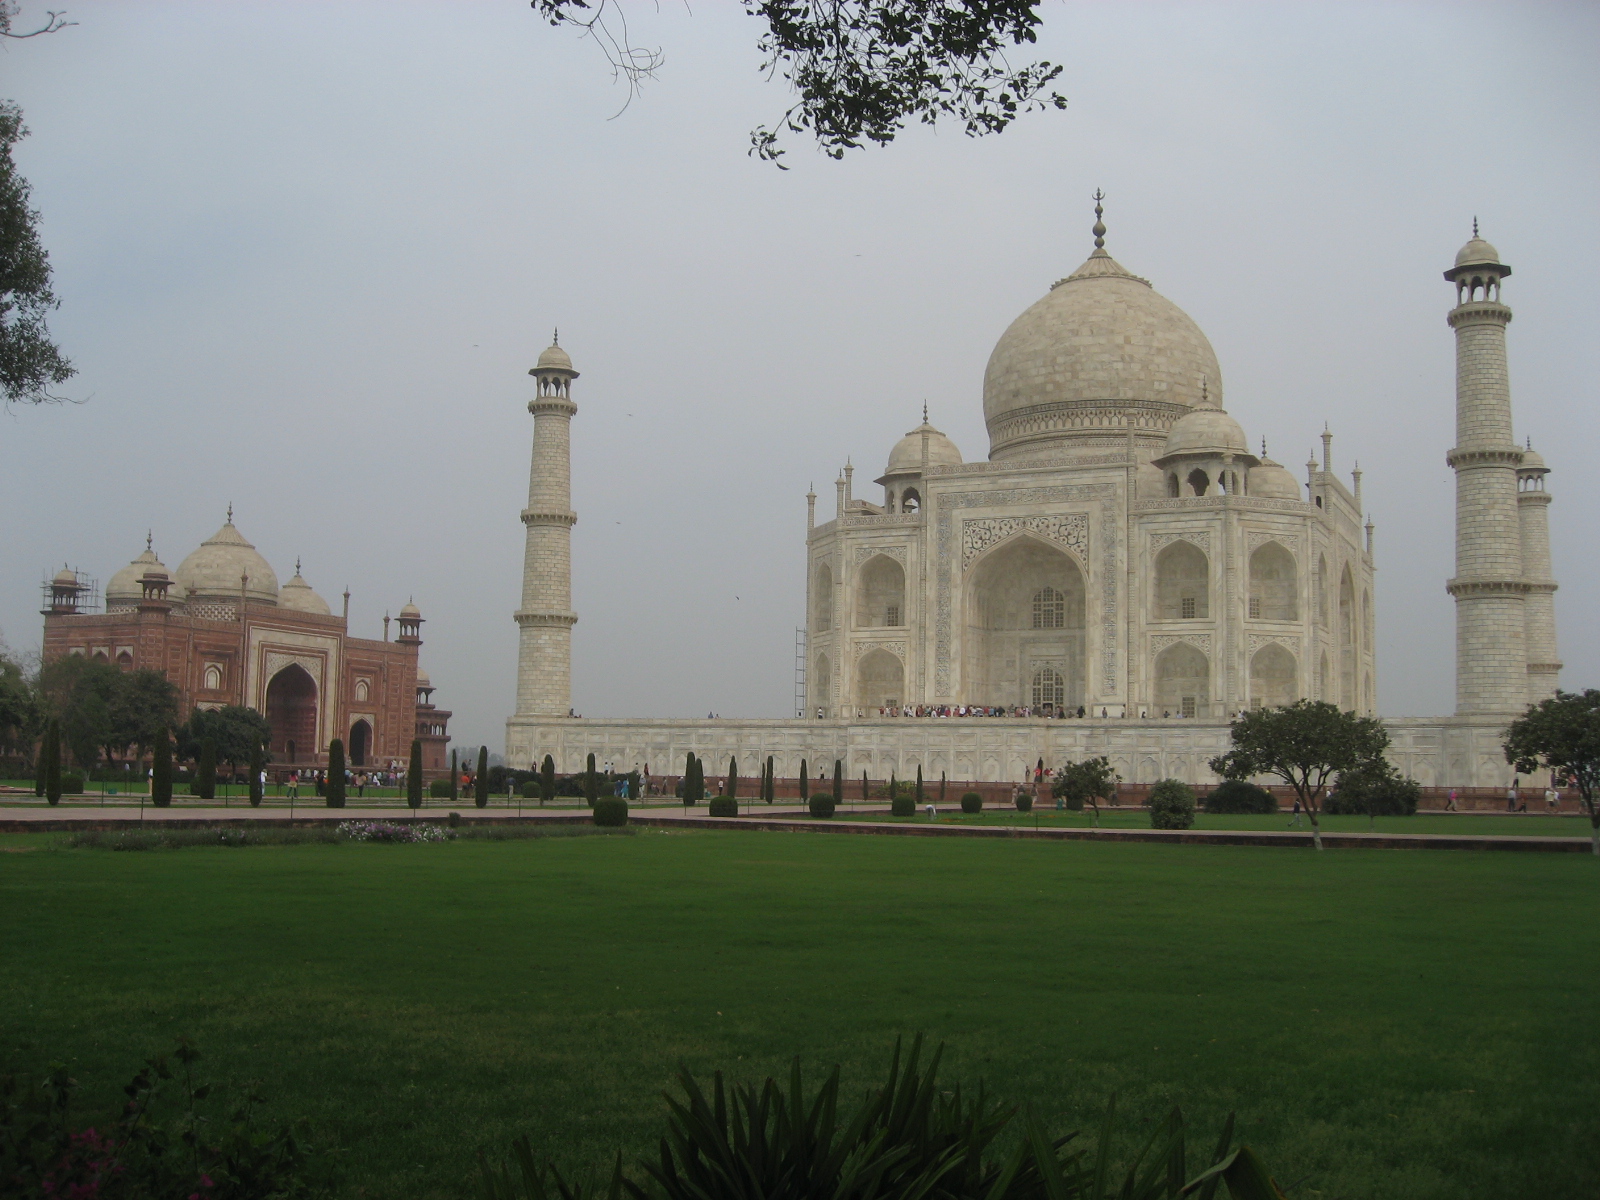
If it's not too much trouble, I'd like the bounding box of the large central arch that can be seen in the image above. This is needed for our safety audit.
[963,536,1086,709]
[265,664,318,765]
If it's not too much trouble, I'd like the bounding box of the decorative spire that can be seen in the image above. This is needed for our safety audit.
[922,401,928,423]
[1261,437,1268,458]
[1473,216,1479,238]
[226,502,233,523]
[552,327,559,345]
[295,556,302,575]
[145,530,153,552]
[1091,188,1106,250]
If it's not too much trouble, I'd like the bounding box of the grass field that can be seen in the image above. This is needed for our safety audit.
[2,829,1596,1199]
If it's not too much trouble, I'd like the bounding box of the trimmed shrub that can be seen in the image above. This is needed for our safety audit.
[520,780,539,797]
[833,759,843,806]
[429,778,452,798]
[808,794,836,819]
[407,739,423,809]
[799,758,809,802]
[194,737,217,800]
[1014,789,1033,813]
[593,796,629,826]
[475,746,490,808]
[585,752,599,808]
[1203,779,1278,814]
[1327,761,1421,817]
[151,727,172,807]
[1148,778,1196,829]
[890,791,914,817]
[450,750,460,805]
[541,754,557,805]
[765,755,775,803]
[915,765,924,806]
[708,795,738,817]
[325,739,346,808]
[726,755,739,800]
[960,791,982,814]
[248,740,264,806]
[59,771,85,796]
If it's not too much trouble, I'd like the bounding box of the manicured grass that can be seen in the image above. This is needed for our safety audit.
[853,808,1595,837]
[2,831,1596,1199]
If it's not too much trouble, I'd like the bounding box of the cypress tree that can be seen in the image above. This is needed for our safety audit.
[475,745,489,808]
[326,739,346,808]
[726,755,738,800]
[248,739,264,807]
[43,718,61,806]
[765,755,775,803]
[196,737,217,800]
[890,770,897,802]
[449,749,459,804]
[833,759,843,803]
[407,739,423,809]
[862,769,869,803]
[799,758,809,802]
[541,753,556,806]
[34,719,50,796]
[151,726,172,807]
[940,770,947,806]
[585,752,599,808]
[690,754,704,805]
[915,765,924,806]
[682,751,694,805]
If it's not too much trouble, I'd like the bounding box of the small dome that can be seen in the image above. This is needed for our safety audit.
[52,566,78,585]
[399,601,421,619]
[884,418,963,476]
[1519,445,1548,474]
[1159,397,1250,459]
[1249,456,1303,501]
[535,340,573,372]
[1455,236,1501,268]
[106,541,181,605]
[175,518,279,605]
[279,563,331,615]
[416,669,432,687]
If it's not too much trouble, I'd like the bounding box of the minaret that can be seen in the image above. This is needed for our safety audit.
[1444,227,1527,715]
[1517,441,1561,702]
[513,333,579,717]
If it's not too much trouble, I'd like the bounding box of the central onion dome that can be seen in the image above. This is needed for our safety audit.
[982,196,1222,461]
[175,513,280,604]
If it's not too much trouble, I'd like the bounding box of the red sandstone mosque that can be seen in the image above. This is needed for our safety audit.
[41,511,451,777]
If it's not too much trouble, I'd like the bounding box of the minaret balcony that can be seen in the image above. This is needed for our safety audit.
[521,509,577,526]
[1444,447,1523,469]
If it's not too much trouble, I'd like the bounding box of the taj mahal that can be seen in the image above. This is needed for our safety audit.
[504,204,1559,789]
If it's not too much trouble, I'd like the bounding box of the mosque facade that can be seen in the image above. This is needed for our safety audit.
[504,213,1558,788]
[41,515,449,776]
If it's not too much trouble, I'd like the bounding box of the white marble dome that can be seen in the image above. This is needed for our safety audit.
[1160,399,1249,459]
[175,520,279,604]
[884,418,962,475]
[279,564,331,615]
[1249,456,1303,500]
[1454,236,1502,268]
[106,542,182,607]
[983,247,1222,459]
[535,340,573,371]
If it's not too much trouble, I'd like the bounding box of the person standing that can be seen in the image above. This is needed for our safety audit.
[1506,783,1518,813]
[1289,798,1303,828]
[1446,788,1458,812]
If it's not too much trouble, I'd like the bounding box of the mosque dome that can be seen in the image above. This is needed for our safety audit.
[1454,236,1502,269]
[1519,444,1548,475]
[106,540,181,606]
[884,417,963,476]
[1159,395,1250,459]
[175,517,280,605]
[1249,455,1303,501]
[52,566,77,585]
[535,339,573,372]
[279,562,331,615]
[417,669,431,686]
[399,601,421,619]
[982,206,1222,461]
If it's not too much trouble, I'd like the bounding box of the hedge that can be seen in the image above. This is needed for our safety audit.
[593,797,629,827]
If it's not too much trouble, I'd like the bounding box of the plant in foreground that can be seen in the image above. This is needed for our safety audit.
[478,1036,1286,1200]
[1148,779,1196,830]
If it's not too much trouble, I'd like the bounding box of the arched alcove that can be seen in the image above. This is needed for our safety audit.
[1250,643,1297,708]
[265,664,318,765]
[1154,541,1209,620]
[1317,554,1329,626]
[1248,542,1297,620]
[813,562,833,630]
[1187,468,1210,496]
[1339,566,1356,709]
[1318,650,1331,702]
[203,664,223,691]
[1154,642,1209,717]
[963,537,1085,709]
[856,555,905,628]
[814,651,832,713]
[856,649,904,710]
[900,488,920,513]
[348,719,371,767]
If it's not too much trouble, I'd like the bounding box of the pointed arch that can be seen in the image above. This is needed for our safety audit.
[812,561,833,630]
[1317,554,1329,626]
[857,554,906,628]
[856,648,903,710]
[813,651,832,714]
[1249,643,1297,708]
[1248,542,1297,621]
[1154,541,1209,620]
[964,535,1085,710]
[1154,642,1209,718]
[1339,566,1356,709]
[265,664,318,765]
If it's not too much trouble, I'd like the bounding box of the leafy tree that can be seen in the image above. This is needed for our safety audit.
[117,670,181,760]
[325,739,346,807]
[0,641,38,761]
[585,752,599,807]
[248,739,264,807]
[1053,757,1118,826]
[0,97,73,404]
[37,657,179,770]
[1505,689,1600,856]
[1326,759,1419,826]
[541,753,557,806]
[42,715,59,804]
[533,1,1067,167]
[1209,699,1390,851]
[151,726,172,807]
[407,738,423,809]
[182,705,267,770]
[194,737,217,800]
[475,745,490,808]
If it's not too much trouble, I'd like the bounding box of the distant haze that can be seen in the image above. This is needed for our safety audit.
[2,2,1595,749]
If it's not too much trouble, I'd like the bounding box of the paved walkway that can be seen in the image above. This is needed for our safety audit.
[1,799,1591,852]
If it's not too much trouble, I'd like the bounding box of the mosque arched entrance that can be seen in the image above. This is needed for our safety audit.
[348,719,371,767]
[265,664,318,765]
[963,537,1085,710]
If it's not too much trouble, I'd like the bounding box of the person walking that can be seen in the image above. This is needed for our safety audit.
[287,771,299,800]
[1446,788,1458,812]
[1545,785,1558,813]
[1289,798,1303,828]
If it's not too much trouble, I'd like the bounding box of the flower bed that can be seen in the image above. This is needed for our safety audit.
[337,820,450,843]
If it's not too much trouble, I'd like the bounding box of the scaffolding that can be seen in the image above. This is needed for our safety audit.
[794,627,807,718]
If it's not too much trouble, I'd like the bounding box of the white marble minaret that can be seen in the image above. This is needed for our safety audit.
[1443,228,1553,715]
[513,335,579,717]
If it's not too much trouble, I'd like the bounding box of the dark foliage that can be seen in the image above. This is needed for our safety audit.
[194,737,217,800]
[476,745,490,808]
[1505,689,1600,852]
[542,753,558,806]
[42,716,60,804]
[150,726,172,807]
[799,757,809,802]
[181,705,270,768]
[833,758,843,805]
[0,100,73,403]
[451,749,460,804]
[727,755,739,801]
[960,791,982,814]
[325,739,346,808]
[1326,761,1419,818]
[248,739,264,807]
[57,769,83,796]
[593,797,629,827]
[808,793,835,819]
[1148,779,1196,830]
[407,739,423,809]
[430,779,453,798]
[586,753,599,808]
[1202,780,1278,815]
[1013,789,1032,813]
[708,795,739,817]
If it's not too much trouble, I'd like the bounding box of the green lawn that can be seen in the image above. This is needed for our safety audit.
[2,831,1596,1199]
[846,808,1595,837]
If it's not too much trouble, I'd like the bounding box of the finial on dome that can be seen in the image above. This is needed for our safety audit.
[1473,216,1479,238]
[146,530,153,552]
[295,556,302,575]
[226,502,233,523]
[1261,437,1268,458]
[922,401,929,423]
[552,327,559,345]
[1091,188,1107,250]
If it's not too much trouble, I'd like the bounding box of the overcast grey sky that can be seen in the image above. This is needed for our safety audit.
[2,1,1595,747]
